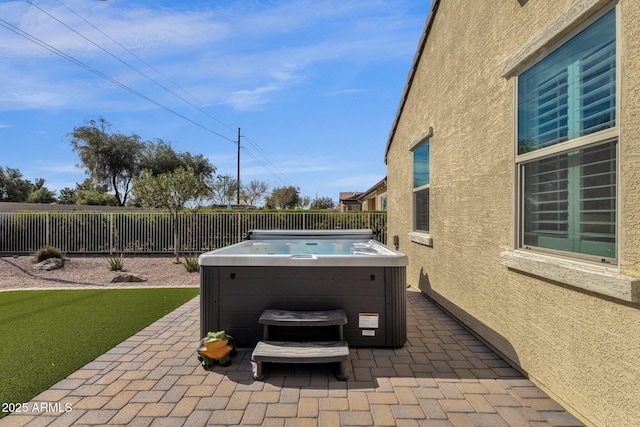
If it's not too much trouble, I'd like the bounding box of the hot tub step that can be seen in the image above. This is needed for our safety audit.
[259,309,347,326]
[252,340,349,381]
[259,309,348,340]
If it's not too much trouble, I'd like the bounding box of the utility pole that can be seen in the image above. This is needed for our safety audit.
[237,127,241,205]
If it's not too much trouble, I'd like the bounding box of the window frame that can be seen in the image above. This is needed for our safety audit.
[514,3,620,264]
[412,139,430,234]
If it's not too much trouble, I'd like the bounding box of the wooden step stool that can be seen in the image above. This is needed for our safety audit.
[252,309,349,381]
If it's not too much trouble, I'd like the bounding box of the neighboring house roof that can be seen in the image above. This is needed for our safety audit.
[384,0,441,164]
[339,177,387,205]
[358,177,387,202]
[339,192,362,203]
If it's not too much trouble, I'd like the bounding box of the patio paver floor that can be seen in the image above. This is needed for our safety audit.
[0,288,583,426]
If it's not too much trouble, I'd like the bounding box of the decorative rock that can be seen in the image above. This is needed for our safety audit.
[33,257,64,271]
[111,272,147,283]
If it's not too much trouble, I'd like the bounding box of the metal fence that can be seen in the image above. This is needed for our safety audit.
[0,211,387,254]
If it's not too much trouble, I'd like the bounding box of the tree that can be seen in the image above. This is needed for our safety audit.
[140,140,216,179]
[211,174,238,205]
[264,186,309,209]
[70,117,145,206]
[310,196,335,210]
[139,139,183,175]
[177,151,216,179]
[241,179,268,206]
[72,178,118,206]
[26,187,56,203]
[0,167,56,203]
[300,195,311,209]
[0,167,34,202]
[26,179,56,203]
[133,167,212,263]
[57,187,76,205]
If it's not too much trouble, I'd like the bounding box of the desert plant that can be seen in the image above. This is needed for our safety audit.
[35,246,62,262]
[107,254,125,271]
[184,256,199,273]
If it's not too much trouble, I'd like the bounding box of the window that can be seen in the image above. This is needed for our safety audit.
[413,141,430,232]
[517,7,617,262]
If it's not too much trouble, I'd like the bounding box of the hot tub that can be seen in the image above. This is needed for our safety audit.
[199,230,408,348]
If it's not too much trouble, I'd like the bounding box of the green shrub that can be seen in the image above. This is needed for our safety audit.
[184,256,199,273]
[107,254,125,271]
[35,246,62,262]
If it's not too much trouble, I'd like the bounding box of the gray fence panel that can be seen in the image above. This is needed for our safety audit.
[0,211,387,254]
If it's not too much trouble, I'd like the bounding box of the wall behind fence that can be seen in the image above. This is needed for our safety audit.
[0,211,387,254]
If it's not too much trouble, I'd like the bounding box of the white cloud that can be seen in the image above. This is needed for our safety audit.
[0,0,422,112]
[242,155,339,177]
[38,162,79,174]
[0,0,228,56]
[330,174,387,191]
[226,69,304,110]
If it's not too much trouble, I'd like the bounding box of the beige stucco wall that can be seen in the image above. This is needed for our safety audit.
[373,188,387,212]
[385,1,640,426]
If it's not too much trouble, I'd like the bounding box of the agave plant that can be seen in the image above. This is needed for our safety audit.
[107,254,125,271]
[184,256,199,273]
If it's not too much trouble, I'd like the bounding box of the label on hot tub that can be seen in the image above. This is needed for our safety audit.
[362,330,376,336]
[358,313,379,328]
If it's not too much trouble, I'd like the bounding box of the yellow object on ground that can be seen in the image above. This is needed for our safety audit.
[198,339,232,359]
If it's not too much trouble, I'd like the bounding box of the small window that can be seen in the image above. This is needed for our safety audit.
[413,141,430,232]
[517,6,617,262]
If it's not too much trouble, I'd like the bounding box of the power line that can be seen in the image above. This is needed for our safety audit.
[0,14,236,144]
[4,3,313,197]
[52,0,238,134]
[47,0,308,194]
[240,145,312,199]
[23,0,237,143]
[26,0,307,194]
[242,135,307,190]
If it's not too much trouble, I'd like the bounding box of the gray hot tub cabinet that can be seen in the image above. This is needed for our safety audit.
[199,230,408,348]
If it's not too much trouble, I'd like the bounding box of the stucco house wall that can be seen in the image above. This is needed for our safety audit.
[359,178,387,211]
[385,1,639,425]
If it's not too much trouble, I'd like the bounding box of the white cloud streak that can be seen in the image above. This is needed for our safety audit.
[0,0,420,112]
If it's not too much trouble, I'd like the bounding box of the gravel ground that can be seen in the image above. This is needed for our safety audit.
[0,254,200,291]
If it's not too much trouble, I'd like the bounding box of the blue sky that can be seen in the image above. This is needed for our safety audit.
[0,0,429,203]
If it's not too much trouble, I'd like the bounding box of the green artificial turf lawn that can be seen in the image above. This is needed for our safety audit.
[0,288,199,416]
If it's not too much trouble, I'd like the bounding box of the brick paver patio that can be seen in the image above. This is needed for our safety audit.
[1,288,583,426]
